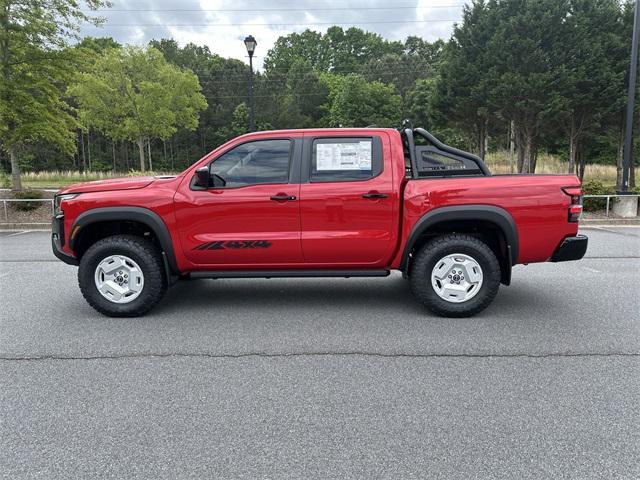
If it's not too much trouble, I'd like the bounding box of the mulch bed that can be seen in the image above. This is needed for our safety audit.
[0,189,55,224]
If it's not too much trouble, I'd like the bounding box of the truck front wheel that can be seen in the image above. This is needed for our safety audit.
[78,235,167,317]
[410,234,501,317]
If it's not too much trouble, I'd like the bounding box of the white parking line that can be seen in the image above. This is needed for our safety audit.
[5,230,29,237]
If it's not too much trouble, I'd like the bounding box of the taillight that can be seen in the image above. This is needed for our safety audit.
[562,187,583,223]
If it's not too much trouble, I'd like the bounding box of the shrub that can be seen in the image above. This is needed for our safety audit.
[0,171,10,189]
[581,180,614,212]
[11,189,44,211]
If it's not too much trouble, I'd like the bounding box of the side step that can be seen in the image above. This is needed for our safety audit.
[189,269,391,279]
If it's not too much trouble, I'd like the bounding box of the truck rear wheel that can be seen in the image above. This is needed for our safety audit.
[78,235,166,317]
[410,234,501,317]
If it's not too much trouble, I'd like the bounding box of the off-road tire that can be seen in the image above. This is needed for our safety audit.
[78,235,166,317]
[410,234,501,317]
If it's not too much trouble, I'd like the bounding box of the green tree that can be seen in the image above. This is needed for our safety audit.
[322,73,402,127]
[70,46,207,171]
[430,1,495,160]
[263,30,328,73]
[364,38,444,101]
[0,0,107,190]
[486,0,570,172]
[77,36,120,53]
[556,0,624,177]
[264,27,403,76]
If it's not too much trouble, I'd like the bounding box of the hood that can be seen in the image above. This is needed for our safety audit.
[59,176,156,195]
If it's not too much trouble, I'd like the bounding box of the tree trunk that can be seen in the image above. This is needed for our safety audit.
[112,141,116,172]
[577,147,586,181]
[521,132,535,174]
[9,144,22,191]
[87,130,91,171]
[517,144,525,173]
[568,122,578,175]
[80,131,86,172]
[170,137,174,171]
[147,139,153,171]
[163,139,167,166]
[509,120,515,174]
[478,129,486,161]
[483,117,489,160]
[137,137,145,172]
[125,140,130,170]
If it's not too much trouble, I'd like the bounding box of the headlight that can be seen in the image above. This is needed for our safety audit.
[54,194,78,216]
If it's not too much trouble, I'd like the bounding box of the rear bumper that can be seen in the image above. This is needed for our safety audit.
[550,235,588,262]
[51,215,78,266]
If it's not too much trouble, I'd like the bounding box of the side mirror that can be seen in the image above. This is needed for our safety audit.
[193,166,210,188]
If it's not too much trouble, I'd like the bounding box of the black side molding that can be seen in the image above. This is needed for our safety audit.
[189,270,391,279]
[550,235,588,262]
[70,206,179,274]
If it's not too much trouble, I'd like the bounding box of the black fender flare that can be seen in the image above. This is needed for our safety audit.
[70,206,179,275]
[400,205,519,273]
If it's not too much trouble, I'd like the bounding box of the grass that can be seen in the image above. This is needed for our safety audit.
[18,170,175,189]
[485,151,617,184]
[11,153,618,189]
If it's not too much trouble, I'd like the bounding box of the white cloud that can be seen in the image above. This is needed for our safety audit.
[80,0,466,69]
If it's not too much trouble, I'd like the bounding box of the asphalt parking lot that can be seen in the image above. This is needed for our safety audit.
[1,227,639,479]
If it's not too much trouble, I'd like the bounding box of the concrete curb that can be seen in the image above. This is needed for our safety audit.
[581,218,640,226]
[0,223,50,230]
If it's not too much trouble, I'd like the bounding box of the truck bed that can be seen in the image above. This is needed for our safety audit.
[400,174,581,264]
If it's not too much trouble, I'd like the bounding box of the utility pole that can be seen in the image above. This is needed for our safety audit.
[620,0,640,193]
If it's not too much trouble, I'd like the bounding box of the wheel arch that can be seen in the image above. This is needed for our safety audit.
[70,206,179,276]
[401,205,518,285]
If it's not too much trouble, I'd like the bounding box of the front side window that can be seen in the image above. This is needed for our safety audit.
[211,139,291,187]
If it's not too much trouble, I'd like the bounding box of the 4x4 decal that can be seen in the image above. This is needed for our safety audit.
[194,240,272,251]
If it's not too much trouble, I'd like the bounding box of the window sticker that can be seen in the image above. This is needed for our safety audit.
[316,140,372,171]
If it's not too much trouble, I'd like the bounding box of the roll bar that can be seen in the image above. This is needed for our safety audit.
[403,128,419,179]
[413,128,491,176]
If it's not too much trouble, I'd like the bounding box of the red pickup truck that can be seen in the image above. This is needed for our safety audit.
[52,126,587,317]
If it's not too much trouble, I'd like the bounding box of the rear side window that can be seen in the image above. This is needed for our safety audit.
[415,146,482,177]
[310,137,382,182]
[211,139,291,187]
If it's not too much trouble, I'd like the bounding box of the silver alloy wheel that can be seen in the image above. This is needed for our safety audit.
[430,253,483,303]
[94,255,144,304]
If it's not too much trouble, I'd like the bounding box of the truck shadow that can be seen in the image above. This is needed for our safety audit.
[157,275,422,315]
[154,275,554,319]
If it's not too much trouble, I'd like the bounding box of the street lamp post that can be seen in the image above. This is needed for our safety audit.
[244,35,257,132]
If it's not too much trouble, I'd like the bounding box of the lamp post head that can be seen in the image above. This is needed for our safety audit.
[244,35,257,57]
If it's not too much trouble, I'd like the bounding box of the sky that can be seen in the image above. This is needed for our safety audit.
[79,0,466,70]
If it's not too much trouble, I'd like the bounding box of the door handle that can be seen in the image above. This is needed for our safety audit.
[270,194,297,201]
[362,192,388,199]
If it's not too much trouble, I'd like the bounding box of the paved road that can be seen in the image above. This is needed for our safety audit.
[1,228,639,479]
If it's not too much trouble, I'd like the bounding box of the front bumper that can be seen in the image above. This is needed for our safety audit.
[550,235,588,262]
[51,215,78,266]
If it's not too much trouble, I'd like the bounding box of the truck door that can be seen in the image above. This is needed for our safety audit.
[174,137,304,267]
[299,134,397,266]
